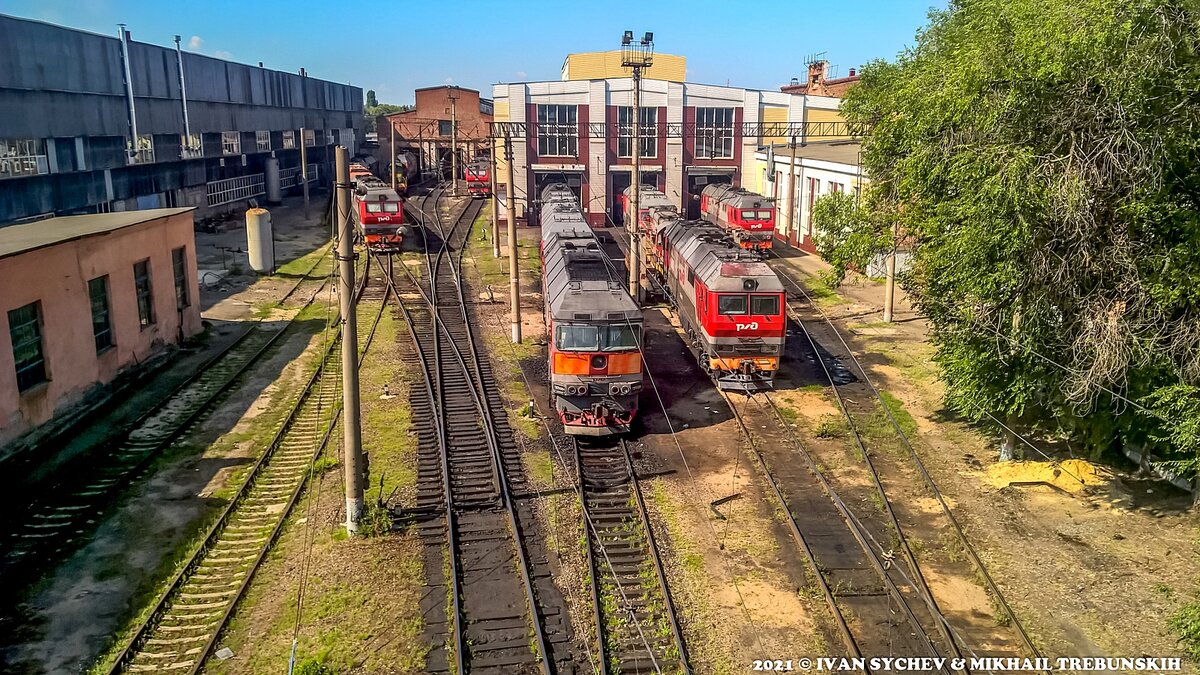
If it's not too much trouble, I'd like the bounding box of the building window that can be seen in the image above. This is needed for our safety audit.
[256,131,271,152]
[695,107,735,159]
[127,134,155,164]
[617,107,657,159]
[89,277,113,352]
[438,120,453,136]
[222,131,241,155]
[282,130,296,149]
[134,259,155,327]
[303,129,315,147]
[180,133,202,159]
[8,302,47,391]
[536,105,578,157]
[172,247,190,310]
[0,139,49,179]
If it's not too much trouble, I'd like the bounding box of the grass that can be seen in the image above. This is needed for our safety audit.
[815,414,848,439]
[1169,596,1200,663]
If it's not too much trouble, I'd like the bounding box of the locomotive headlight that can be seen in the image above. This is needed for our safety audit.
[620,383,632,395]
[609,383,622,396]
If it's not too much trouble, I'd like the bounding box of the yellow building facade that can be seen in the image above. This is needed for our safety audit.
[560,51,686,82]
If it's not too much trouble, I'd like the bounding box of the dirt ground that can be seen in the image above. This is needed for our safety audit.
[770,246,1200,670]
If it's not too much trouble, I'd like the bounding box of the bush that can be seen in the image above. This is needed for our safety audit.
[1169,598,1200,663]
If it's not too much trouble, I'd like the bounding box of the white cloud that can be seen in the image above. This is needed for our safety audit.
[214,50,233,60]
[187,35,203,50]
[515,71,527,79]
[443,76,454,84]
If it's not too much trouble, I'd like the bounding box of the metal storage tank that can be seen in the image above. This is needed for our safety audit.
[245,208,274,273]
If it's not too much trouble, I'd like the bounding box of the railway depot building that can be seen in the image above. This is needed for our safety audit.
[0,208,201,448]
[491,51,851,227]
[0,14,362,227]
[376,86,494,178]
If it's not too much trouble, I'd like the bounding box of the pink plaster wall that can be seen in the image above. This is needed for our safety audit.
[0,211,202,444]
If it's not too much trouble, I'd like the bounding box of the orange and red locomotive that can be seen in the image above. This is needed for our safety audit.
[464,159,490,198]
[699,183,776,250]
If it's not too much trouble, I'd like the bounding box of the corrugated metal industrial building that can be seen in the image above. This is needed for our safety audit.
[0,14,363,226]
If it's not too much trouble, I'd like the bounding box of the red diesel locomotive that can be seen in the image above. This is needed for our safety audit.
[351,173,408,253]
[464,159,490,198]
[699,183,776,250]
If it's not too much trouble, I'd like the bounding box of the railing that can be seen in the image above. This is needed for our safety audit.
[206,174,265,207]
[0,154,49,179]
[279,164,318,189]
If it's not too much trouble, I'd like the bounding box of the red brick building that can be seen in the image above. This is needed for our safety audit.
[781,60,861,98]
[374,86,494,180]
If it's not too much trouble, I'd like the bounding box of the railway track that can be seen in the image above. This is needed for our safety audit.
[763,253,1044,666]
[573,436,689,675]
[105,252,385,674]
[394,186,572,673]
[0,244,334,586]
[719,390,953,670]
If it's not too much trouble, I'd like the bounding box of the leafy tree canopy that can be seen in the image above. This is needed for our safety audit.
[840,0,1200,474]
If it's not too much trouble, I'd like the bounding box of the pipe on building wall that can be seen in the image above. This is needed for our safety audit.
[174,35,193,153]
[118,24,138,159]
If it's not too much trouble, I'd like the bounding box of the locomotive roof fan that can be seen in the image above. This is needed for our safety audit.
[743,278,759,291]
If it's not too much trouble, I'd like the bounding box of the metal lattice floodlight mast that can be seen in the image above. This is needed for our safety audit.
[622,30,654,303]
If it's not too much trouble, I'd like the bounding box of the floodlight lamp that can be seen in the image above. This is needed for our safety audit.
[622,31,633,45]
[643,32,653,44]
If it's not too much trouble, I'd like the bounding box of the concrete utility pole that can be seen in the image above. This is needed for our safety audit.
[335,147,364,533]
[786,135,799,240]
[449,86,459,194]
[390,121,397,191]
[621,30,654,304]
[490,139,500,258]
[504,135,521,343]
[300,127,310,219]
[883,222,898,323]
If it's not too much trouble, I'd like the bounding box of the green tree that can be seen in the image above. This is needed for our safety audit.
[842,0,1200,478]
[366,89,378,108]
[810,191,892,287]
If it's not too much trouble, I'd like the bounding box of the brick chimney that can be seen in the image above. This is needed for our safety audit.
[808,60,828,86]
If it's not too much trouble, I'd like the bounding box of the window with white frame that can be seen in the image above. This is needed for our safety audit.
[127,134,154,165]
[536,105,578,157]
[256,131,271,152]
[282,130,296,149]
[303,129,315,147]
[617,107,657,159]
[695,107,735,159]
[222,131,241,155]
[0,139,49,178]
[180,133,202,159]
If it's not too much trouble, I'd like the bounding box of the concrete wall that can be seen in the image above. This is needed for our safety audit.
[0,211,202,444]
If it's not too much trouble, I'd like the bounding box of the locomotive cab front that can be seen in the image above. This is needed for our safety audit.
[703,282,785,391]
[549,320,643,434]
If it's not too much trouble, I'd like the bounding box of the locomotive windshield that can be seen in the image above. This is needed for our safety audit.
[720,294,781,315]
[365,202,401,213]
[555,324,642,351]
[750,294,781,316]
[717,294,749,315]
[740,210,772,220]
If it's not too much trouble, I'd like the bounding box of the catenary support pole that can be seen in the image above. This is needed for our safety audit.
[505,135,521,343]
[490,138,501,258]
[787,135,799,241]
[390,122,397,191]
[449,86,459,195]
[336,147,364,533]
[173,36,192,154]
[629,65,643,303]
[300,128,310,219]
[883,222,897,323]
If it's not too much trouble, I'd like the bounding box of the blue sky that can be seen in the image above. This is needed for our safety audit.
[4,0,943,103]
